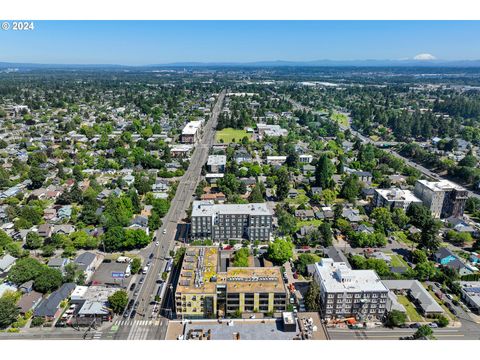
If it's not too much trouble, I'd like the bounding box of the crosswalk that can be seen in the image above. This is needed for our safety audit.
[114,319,159,327]
[92,331,103,340]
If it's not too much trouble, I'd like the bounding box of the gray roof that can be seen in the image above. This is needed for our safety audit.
[382,280,444,314]
[34,283,76,317]
[0,254,16,271]
[191,200,272,217]
[74,252,97,271]
[434,247,456,261]
[325,246,350,268]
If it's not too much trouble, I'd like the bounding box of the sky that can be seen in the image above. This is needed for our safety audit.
[1,21,480,65]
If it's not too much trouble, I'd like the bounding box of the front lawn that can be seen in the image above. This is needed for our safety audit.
[331,112,349,128]
[296,219,323,231]
[397,295,424,322]
[389,254,409,268]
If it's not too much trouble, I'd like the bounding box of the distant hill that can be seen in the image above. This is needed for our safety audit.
[1,59,480,70]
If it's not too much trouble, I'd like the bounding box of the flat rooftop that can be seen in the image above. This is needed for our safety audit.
[183,319,302,340]
[375,188,422,202]
[191,200,272,217]
[176,247,286,295]
[177,246,220,294]
[315,258,388,293]
[182,120,202,135]
[207,155,227,166]
[417,179,466,192]
[226,267,285,293]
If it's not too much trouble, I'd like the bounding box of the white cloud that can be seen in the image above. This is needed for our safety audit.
[413,53,437,61]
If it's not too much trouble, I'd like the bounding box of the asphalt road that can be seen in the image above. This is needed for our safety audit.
[111,89,226,340]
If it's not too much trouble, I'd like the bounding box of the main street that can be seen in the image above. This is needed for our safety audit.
[111,89,226,340]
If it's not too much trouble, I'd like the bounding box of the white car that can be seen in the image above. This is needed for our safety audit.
[155,241,159,246]
[162,229,167,234]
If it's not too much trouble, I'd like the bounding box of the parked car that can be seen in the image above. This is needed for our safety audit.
[149,253,154,259]
[428,322,438,328]
[129,283,136,291]
[139,277,145,285]
[410,323,421,328]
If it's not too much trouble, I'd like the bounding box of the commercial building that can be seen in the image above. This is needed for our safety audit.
[256,123,288,139]
[414,179,468,218]
[459,282,480,313]
[181,120,203,144]
[207,155,227,173]
[313,258,388,321]
[175,246,288,319]
[373,188,422,211]
[191,200,273,242]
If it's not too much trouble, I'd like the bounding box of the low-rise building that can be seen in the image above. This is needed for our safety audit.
[459,282,480,313]
[207,155,227,173]
[373,188,422,211]
[181,120,203,144]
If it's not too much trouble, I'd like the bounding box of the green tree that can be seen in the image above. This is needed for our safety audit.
[295,253,321,276]
[108,290,128,314]
[436,314,449,328]
[304,281,320,311]
[319,222,333,247]
[8,257,44,285]
[385,310,407,328]
[232,248,249,267]
[34,267,63,293]
[419,218,442,253]
[25,232,44,250]
[340,174,361,203]
[267,238,293,265]
[315,154,333,189]
[411,249,428,264]
[0,297,19,329]
[413,325,434,339]
[248,183,264,203]
[391,208,410,229]
[28,166,46,189]
[275,167,290,201]
[131,257,142,274]
[370,207,395,235]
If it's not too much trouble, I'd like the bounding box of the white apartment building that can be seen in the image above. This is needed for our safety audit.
[313,258,388,320]
[373,188,422,211]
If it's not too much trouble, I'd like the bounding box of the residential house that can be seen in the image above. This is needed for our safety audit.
[0,254,16,273]
[74,252,103,283]
[34,283,76,320]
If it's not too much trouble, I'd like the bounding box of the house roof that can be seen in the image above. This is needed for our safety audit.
[34,283,76,317]
[17,291,43,313]
[74,252,97,271]
[434,247,456,260]
[0,254,16,271]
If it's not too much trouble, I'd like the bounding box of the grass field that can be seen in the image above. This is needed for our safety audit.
[389,254,409,268]
[397,295,424,322]
[331,112,349,128]
[215,128,251,143]
[296,219,323,230]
